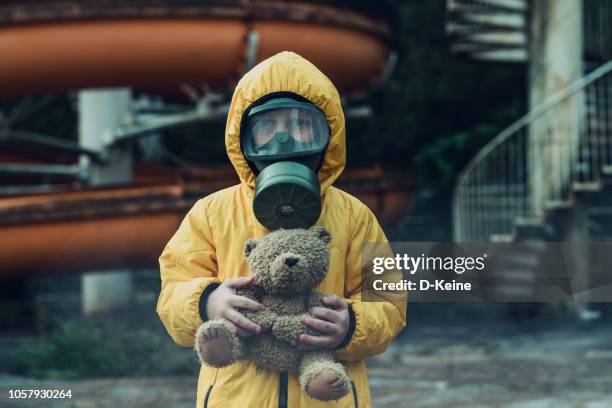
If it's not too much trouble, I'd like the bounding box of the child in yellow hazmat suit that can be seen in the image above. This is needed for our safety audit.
[157,51,407,407]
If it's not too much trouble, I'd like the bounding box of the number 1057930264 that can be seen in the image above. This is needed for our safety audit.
[8,389,72,399]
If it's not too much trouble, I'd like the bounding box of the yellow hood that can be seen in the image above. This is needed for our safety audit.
[225,51,346,195]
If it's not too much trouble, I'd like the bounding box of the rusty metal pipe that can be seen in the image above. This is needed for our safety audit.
[0,168,411,278]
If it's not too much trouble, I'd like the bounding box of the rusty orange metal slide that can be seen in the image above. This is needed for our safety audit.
[0,163,411,278]
[0,1,393,96]
[0,1,409,278]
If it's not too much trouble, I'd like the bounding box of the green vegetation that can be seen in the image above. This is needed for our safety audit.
[10,313,198,379]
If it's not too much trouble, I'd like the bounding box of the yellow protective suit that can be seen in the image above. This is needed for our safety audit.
[157,51,407,408]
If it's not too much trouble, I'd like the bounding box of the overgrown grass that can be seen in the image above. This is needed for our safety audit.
[9,309,199,379]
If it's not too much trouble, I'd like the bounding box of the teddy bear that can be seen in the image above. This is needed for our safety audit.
[194,226,351,401]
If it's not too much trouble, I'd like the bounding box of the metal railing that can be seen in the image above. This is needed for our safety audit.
[454,60,612,242]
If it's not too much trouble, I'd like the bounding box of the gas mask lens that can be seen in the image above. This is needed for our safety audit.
[243,105,329,160]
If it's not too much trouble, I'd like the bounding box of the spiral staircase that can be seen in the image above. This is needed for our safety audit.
[449,0,612,305]
[453,61,612,303]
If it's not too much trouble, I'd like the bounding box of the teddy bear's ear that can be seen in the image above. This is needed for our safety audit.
[244,239,258,257]
[310,226,331,244]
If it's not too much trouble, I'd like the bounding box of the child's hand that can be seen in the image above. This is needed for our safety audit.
[206,276,266,337]
[298,295,350,350]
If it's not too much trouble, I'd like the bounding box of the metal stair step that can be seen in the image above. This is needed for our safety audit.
[487,269,537,282]
[495,252,541,267]
[601,165,612,177]
[485,285,534,298]
[544,200,574,211]
[448,0,527,14]
[468,49,528,62]
[448,14,525,30]
[478,0,528,10]
[572,181,602,193]
[544,200,575,236]
[513,218,553,240]
[489,233,514,242]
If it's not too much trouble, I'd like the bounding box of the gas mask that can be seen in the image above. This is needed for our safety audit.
[241,97,330,230]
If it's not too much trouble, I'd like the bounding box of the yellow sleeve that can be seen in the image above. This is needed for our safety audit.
[156,198,221,347]
[335,203,407,362]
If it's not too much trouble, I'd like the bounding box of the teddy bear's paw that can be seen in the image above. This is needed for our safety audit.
[195,322,235,367]
[305,369,350,401]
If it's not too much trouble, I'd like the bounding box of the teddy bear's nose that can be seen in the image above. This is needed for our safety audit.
[284,257,299,267]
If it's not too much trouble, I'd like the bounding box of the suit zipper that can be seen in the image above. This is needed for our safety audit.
[203,384,213,408]
[279,371,288,408]
[351,381,358,408]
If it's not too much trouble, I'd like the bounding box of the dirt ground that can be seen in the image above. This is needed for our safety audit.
[1,310,611,408]
[367,322,612,407]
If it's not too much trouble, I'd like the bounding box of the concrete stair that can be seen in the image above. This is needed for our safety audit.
[485,165,612,311]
